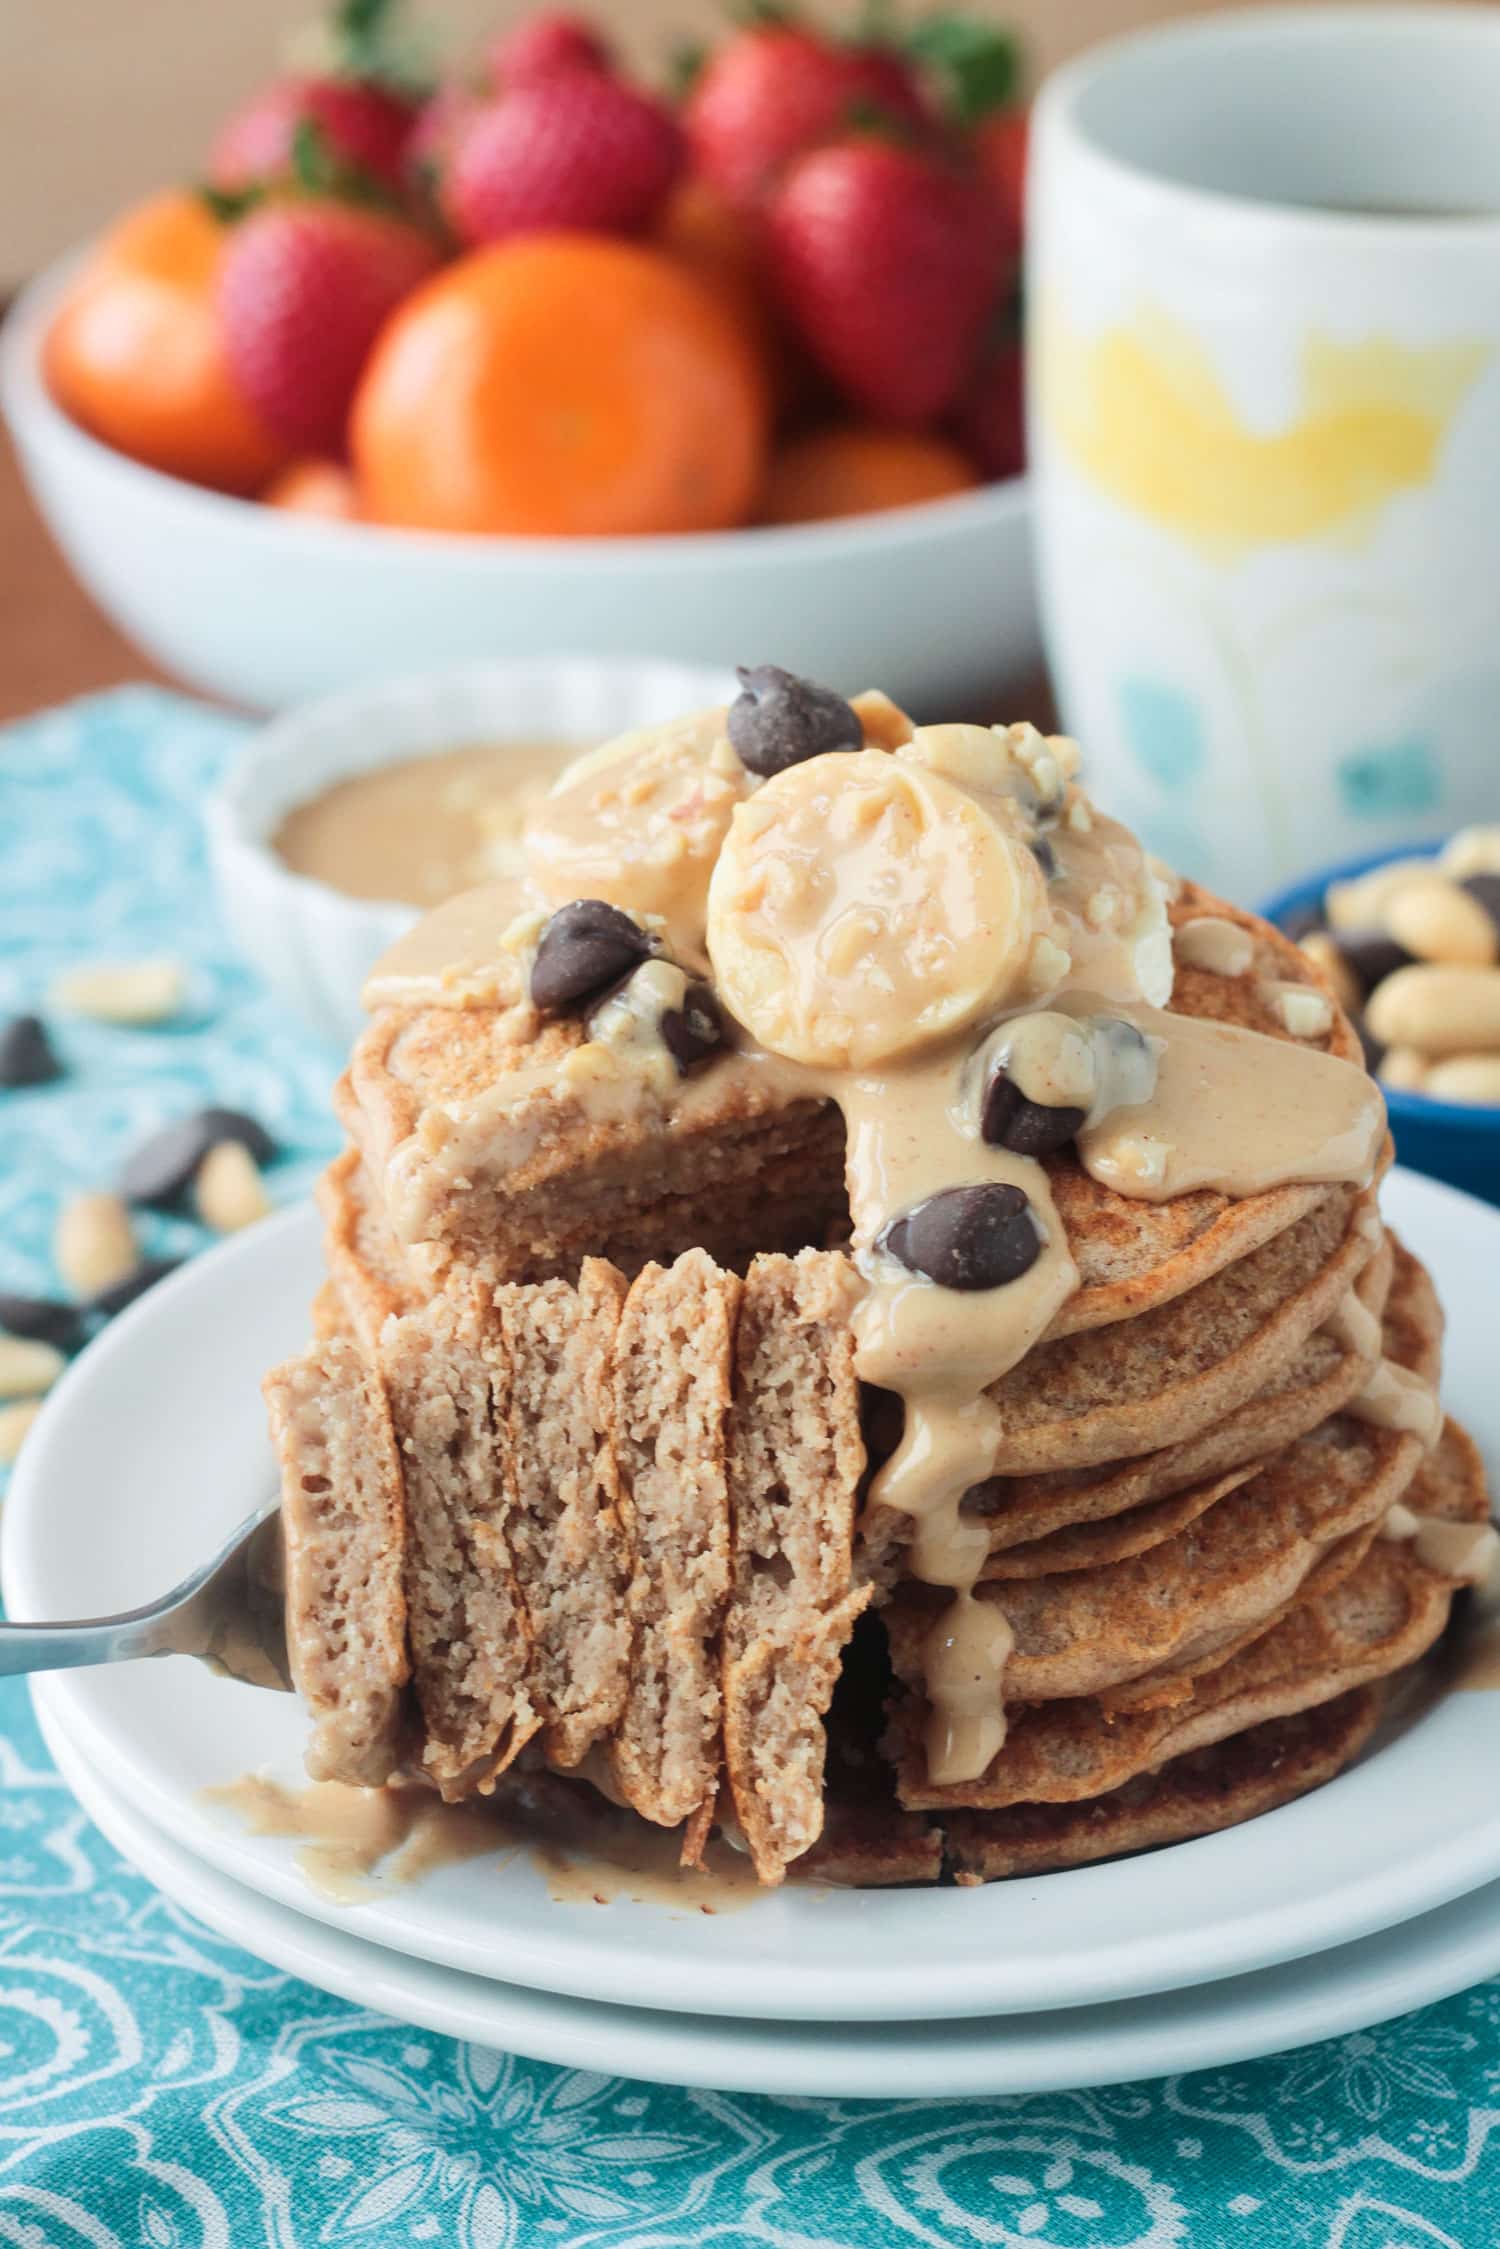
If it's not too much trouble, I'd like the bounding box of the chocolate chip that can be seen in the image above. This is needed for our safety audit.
[530,900,657,1015]
[118,1108,276,1206]
[1278,903,1325,944]
[88,1258,182,1319]
[1355,1015,1385,1075]
[1030,837,1057,880]
[660,980,724,1074]
[1460,872,1500,935]
[0,1015,62,1089]
[879,1183,1042,1291]
[0,1292,85,1353]
[980,1069,1085,1157]
[726,665,862,779]
[1334,928,1414,1000]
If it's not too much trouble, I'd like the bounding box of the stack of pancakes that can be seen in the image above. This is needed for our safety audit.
[265,873,1492,1888]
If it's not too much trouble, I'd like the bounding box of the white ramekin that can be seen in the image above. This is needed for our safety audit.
[206,658,739,1050]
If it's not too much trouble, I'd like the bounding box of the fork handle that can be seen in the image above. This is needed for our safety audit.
[0,1616,174,1677]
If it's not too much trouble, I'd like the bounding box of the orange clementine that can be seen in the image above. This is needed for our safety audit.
[45,190,288,494]
[262,458,362,519]
[351,233,769,537]
[758,424,979,525]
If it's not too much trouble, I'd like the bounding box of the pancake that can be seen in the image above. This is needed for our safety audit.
[381,1280,540,1799]
[607,1250,740,1831]
[263,1338,409,1788]
[721,1251,872,1885]
[942,1690,1384,1883]
[969,1234,1397,1557]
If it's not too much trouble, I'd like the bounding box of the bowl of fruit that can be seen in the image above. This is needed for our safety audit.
[1,1,1035,713]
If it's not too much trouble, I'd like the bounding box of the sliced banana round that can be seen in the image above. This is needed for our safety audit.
[707,748,1048,1069]
[523,707,751,955]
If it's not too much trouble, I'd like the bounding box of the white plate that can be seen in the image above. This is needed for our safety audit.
[36,1684,1500,2101]
[5,1169,1499,2026]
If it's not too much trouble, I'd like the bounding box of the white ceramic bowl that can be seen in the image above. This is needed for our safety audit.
[1,250,1039,715]
[206,657,738,1049]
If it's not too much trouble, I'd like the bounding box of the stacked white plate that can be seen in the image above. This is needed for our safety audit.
[7,1167,1500,2100]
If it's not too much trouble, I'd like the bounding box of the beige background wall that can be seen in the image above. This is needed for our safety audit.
[0,0,1243,284]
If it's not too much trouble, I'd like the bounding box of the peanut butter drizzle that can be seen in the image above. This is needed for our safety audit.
[363,710,1390,1788]
[1378,1505,1500,1584]
[204,1773,762,1912]
[1346,1359,1444,1446]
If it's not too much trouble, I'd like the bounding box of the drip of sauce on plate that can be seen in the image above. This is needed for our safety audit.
[204,1773,764,1912]
[273,740,575,909]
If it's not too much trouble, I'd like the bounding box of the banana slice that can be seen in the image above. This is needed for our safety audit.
[707,749,1047,1069]
[523,706,751,956]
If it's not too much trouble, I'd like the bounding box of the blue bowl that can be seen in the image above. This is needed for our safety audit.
[1259,842,1500,1207]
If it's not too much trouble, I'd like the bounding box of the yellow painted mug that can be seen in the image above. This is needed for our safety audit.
[1031,5,1500,902]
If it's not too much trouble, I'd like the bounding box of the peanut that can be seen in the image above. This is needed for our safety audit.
[54,1191,137,1297]
[1423,1053,1500,1105]
[1325,857,1436,932]
[1440,824,1500,880]
[1366,964,1500,1057]
[52,957,186,1025]
[0,1335,65,1400]
[0,1399,42,1465]
[1265,980,1333,1039]
[195,1140,271,1233]
[1378,1046,1429,1092]
[1384,876,1498,968]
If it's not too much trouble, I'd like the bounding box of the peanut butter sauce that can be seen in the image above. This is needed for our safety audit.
[362,706,1391,1787]
[275,741,574,909]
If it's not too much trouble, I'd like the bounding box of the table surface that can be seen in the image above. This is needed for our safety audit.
[0,424,173,725]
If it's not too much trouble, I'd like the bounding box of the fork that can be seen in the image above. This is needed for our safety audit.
[0,1506,291,1689]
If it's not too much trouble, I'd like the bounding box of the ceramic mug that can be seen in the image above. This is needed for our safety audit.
[1030,5,1500,904]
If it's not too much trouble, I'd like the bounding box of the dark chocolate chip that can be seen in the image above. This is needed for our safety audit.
[1460,872,1500,935]
[1278,903,1325,944]
[1334,928,1414,1000]
[660,980,724,1075]
[1030,836,1057,880]
[529,900,657,1015]
[118,1107,276,1206]
[980,1069,1085,1157]
[726,665,862,779]
[959,1477,1004,1519]
[879,1183,1041,1291]
[0,1292,85,1353]
[88,1258,182,1319]
[1355,1015,1385,1076]
[0,1015,62,1089]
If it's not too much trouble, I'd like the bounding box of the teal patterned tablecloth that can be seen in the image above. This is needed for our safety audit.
[0,687,1497,2249]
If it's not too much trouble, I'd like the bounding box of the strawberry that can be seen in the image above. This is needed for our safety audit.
[211,76,418,196]
[767,138,1005,425]
[404,78,484,197]
[210,0,423,195]
[219,200,441,453]
[976,106,1028,258]
[442,74,683,247]
[953,332,1025,480]
[489,10,613,88]
[684,23,930,215]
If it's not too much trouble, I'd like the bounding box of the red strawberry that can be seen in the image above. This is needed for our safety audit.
[442,75,683,247]
[767,139,1005,425]
[976,106,1029,258]
[210,77,418,196]
[405,79,484,195]
[684,24,930,215]
[953,334,1025,480]
[489,10,613,88]
[219,201,441,454]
